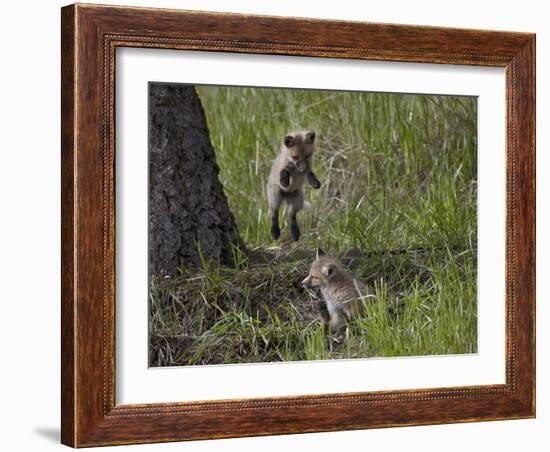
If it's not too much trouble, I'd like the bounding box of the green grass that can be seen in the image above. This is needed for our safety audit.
[149,86,478,367]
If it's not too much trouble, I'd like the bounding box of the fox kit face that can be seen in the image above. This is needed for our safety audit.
[301,250,339,289]
[284,130,316,173]
[302,249,367,335]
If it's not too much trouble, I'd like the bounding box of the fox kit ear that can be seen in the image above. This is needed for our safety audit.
[316,247,326,258]
[322,263,336,278]
[284,135,295,148]
[305,131,316,144]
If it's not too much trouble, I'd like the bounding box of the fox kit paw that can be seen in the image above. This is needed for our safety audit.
[271,224,281,240]
[280,169,290,188]
[307,172,321,189]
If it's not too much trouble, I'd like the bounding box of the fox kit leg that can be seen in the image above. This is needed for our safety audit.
[329,311,345,334]
[307,170,321,189]
[305,158,321,189]
[267,184,283,240]
[287,189,304,241]
[318,300,331,325]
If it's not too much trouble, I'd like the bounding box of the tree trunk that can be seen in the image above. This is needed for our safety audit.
[148,83,245,276]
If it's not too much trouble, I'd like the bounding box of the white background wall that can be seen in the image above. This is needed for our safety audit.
[0,1,546,450]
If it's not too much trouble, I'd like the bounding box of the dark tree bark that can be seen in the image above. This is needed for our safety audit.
[148,83,245,276]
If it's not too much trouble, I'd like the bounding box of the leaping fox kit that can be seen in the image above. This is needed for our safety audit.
[267,130,321,241]
[301,249,368,333]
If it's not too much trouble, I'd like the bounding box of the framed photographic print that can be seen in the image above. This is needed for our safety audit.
[61,3,536,447]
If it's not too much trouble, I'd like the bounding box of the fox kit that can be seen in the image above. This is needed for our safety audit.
[267,130,321,241]
[301,249,367,333]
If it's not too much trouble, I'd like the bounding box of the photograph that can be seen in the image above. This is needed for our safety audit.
[147,82,478,367]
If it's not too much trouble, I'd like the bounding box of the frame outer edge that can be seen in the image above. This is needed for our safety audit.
[515,35,536,416]
[531,35,536,417]
[61,3,536,446]
[61,3,77,448]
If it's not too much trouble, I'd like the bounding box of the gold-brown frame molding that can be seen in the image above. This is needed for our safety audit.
[61,3,535,447]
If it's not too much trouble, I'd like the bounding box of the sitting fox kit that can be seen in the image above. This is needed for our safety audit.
[267,130,321,241]
[301,249,366,333]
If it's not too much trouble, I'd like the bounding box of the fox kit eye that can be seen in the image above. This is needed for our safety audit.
[284,135,295,147]
[305,131,316,144]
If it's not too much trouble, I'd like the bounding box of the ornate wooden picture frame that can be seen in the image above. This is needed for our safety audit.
[61,3,535,447]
